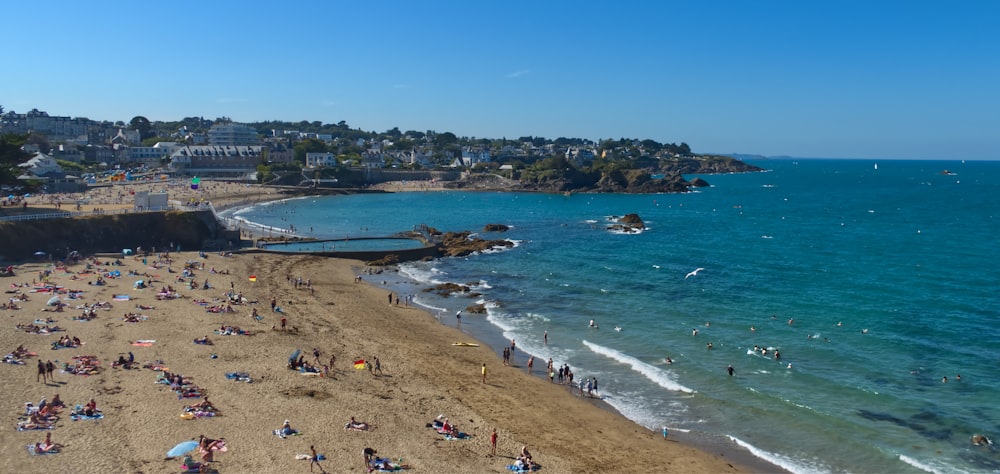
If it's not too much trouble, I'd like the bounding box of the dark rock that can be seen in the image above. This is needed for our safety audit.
[437,231,514,258]
[483,224,509,232]
[689,177,710,187]
[466,303,487,314]
[424,282,471,296]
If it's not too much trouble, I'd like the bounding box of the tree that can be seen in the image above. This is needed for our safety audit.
[434,132,458,147]
[0,133,32,188]
[25,133,51,153]
[141,136,172,147]
[129,116,153,140]
[293,138,328,163]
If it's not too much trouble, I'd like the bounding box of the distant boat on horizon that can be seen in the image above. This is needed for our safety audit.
[874,162,878,170]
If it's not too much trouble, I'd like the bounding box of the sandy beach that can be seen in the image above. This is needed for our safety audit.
[1,183,759,473]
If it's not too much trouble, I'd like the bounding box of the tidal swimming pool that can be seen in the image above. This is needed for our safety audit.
[260,238,428,252]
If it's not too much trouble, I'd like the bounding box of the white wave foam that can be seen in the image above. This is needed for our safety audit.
[727,435,828,474]
[410,296,446,313]
[484,306,519,333]
[599,392,688,430]
[897,454,949,474]
[397,264,446,286]
[524,312,551,323]
[581,340,695,393]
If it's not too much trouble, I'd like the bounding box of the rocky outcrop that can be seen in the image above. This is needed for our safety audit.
[483,224,510,232]
[659,156,764,175]
[607,214,645,233]
[426,282,471,296]
[465,303,487,314]
[437,231,514,257]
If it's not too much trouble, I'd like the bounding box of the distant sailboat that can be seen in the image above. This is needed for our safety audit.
[874,162,878,170]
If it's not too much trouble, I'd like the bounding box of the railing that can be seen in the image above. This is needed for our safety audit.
[0,205,180,222]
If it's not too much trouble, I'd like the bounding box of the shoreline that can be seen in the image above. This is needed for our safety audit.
[371,270,789,474]
[0,181,781,472]
[1,252,754,473]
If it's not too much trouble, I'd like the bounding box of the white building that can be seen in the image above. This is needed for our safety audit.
[208,123,260,146]
[18,152,63,175]
[460,146,491,167]
[126,146,172,168]
[305,152,338,168]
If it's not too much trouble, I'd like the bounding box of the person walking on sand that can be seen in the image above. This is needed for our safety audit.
[482,363,488,384]
[310,445,326,473]
[45,360,55,381]
[490,428,498,456]
[373,356,383,376]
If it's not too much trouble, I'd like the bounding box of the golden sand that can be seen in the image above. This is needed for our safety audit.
[1,184,753,473]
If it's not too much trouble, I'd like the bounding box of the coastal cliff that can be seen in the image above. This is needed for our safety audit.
[447,155,762,193]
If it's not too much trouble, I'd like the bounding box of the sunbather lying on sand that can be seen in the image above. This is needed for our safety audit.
[345,417,370,431]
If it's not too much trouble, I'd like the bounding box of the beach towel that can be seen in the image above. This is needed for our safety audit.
[225,372,252,382]
[295,453,326,461]
[113,294,130,301]
[273,429,301,439]
[16,423,54,431]
[443,432,472,440]
[71,412,104,421]
[371,458,407,472]
[26,444,60,455]
[506,463,541,472]
[131,340,155,346]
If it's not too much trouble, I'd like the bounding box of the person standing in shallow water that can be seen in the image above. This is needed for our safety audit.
[727,364,735,376]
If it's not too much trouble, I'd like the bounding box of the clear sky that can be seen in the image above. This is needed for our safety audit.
[2,1,998,160]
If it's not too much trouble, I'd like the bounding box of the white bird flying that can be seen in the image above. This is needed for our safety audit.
[685,268,705,279]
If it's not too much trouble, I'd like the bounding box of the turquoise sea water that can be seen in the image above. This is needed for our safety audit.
[225,159,1000,473]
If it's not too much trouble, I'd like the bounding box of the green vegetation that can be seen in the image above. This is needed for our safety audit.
[0,133,32,189]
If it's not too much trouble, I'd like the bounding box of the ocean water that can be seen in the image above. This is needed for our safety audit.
[225,159,1000,473]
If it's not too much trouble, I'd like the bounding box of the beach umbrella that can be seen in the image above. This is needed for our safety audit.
[288,349,301,365]
[34,251,46,256]
[46,296,61,306]
[166,440,199,458]
[190,176,200,190]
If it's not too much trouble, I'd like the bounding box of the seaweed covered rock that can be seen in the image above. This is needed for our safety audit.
[483,224,510,232]
[425,282,472,296]
[607,213,645,233]
[437,231,514,257]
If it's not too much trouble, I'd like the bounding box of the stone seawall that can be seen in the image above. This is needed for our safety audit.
[0,210,235,262]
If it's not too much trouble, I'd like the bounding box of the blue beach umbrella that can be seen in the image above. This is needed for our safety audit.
[288,349,301,365]
[166,440,199,458]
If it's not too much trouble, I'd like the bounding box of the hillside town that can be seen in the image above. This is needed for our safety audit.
[2,106,759,195]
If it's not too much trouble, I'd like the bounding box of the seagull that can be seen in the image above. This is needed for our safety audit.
[685,268,705,279]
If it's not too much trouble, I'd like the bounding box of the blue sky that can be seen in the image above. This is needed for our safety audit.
[2,1,998,160]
